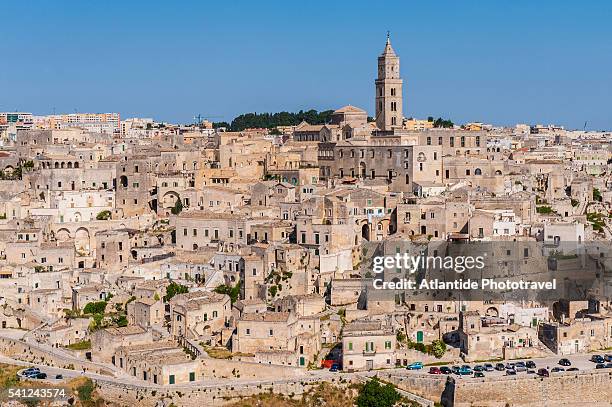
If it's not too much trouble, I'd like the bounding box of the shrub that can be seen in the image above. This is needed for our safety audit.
[356,378,400,407]
[83,301,107,315]
[76,378,95,402]
[96,210,111,220]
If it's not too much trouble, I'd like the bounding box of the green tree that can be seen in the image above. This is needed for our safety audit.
[83,301,107,315]
[430,340,447,358]
[114,315,128,327]
[76,378,95,402]
[226,109,334,131]
[214,282,242,304]
[536,206,554,214]
[96,210,111,220]
[356,378,401,407]
[593,188,602,202]
[433,117,454,128]
[171,197,183,215]
[164,282,189,302]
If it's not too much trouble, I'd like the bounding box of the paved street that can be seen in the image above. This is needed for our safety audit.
[2,348,609,392]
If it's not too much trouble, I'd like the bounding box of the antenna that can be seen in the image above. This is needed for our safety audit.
[193,114,224,125]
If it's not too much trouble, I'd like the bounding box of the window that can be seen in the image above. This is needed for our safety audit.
[246,328,250,335]
[189,372,195,382]
[438,136,443,145]
[348,342,353,351]
[385,341,392,349]
[169,375,175,385]
[269,329,274,336]
[426,137,431,145]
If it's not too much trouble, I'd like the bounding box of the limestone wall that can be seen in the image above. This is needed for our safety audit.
[200,357,307,380]
[378,372,448,403]
[0,336,114,376]
[454,370,612,407]
[94,374,359,406]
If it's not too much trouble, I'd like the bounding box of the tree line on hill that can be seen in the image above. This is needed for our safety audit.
[213,109,334,131]
[213,110,454,131]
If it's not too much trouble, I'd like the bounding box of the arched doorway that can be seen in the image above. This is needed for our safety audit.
[119,175,128,188]
[75,227,91,254]
[361,223,370,241]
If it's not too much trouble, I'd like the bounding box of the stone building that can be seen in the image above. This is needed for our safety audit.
[375,34,403,132]
[342,319,396,371]
[169,290,231,342]
[95,230,130,270]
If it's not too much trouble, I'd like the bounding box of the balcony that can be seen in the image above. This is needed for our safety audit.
[362,349,377,356]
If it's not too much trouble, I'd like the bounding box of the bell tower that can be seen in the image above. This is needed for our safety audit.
[375,32,403,131]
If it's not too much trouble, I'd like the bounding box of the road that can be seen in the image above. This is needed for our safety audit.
[396,352,606,380]
[0,328,609,391]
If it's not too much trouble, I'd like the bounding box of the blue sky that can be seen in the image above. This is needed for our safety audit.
[1,1,611,129]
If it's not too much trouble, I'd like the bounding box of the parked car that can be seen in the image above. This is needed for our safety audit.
[440,366,452,375]
[527,369,536,374]
[526,361,536,369]
[429,367,442,375]
[55,374,63,380]
[495,363,505,371]
[514,362,527,372]
[551,367,565,372]
[474,371,485,378]
[537,368,550,377]
[591,355,605,363]
[458,366,472,375]
[484,363,494,372]
[559,358,571,366]
[407,362,423,370]
[452,366,461,374]
[605,363,612,369]
[605,354,612,362]
[329,364,339,372]
[506,369,517,376]
[595,363,605,369]
[22,368,40,376]
[505,362,515,369]
[23,372,40,379]
[35,373,47,379]
[567,367,579,372]
[473,365,484,372]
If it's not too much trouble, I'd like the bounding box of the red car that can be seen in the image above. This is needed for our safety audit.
[429,366,442,374]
